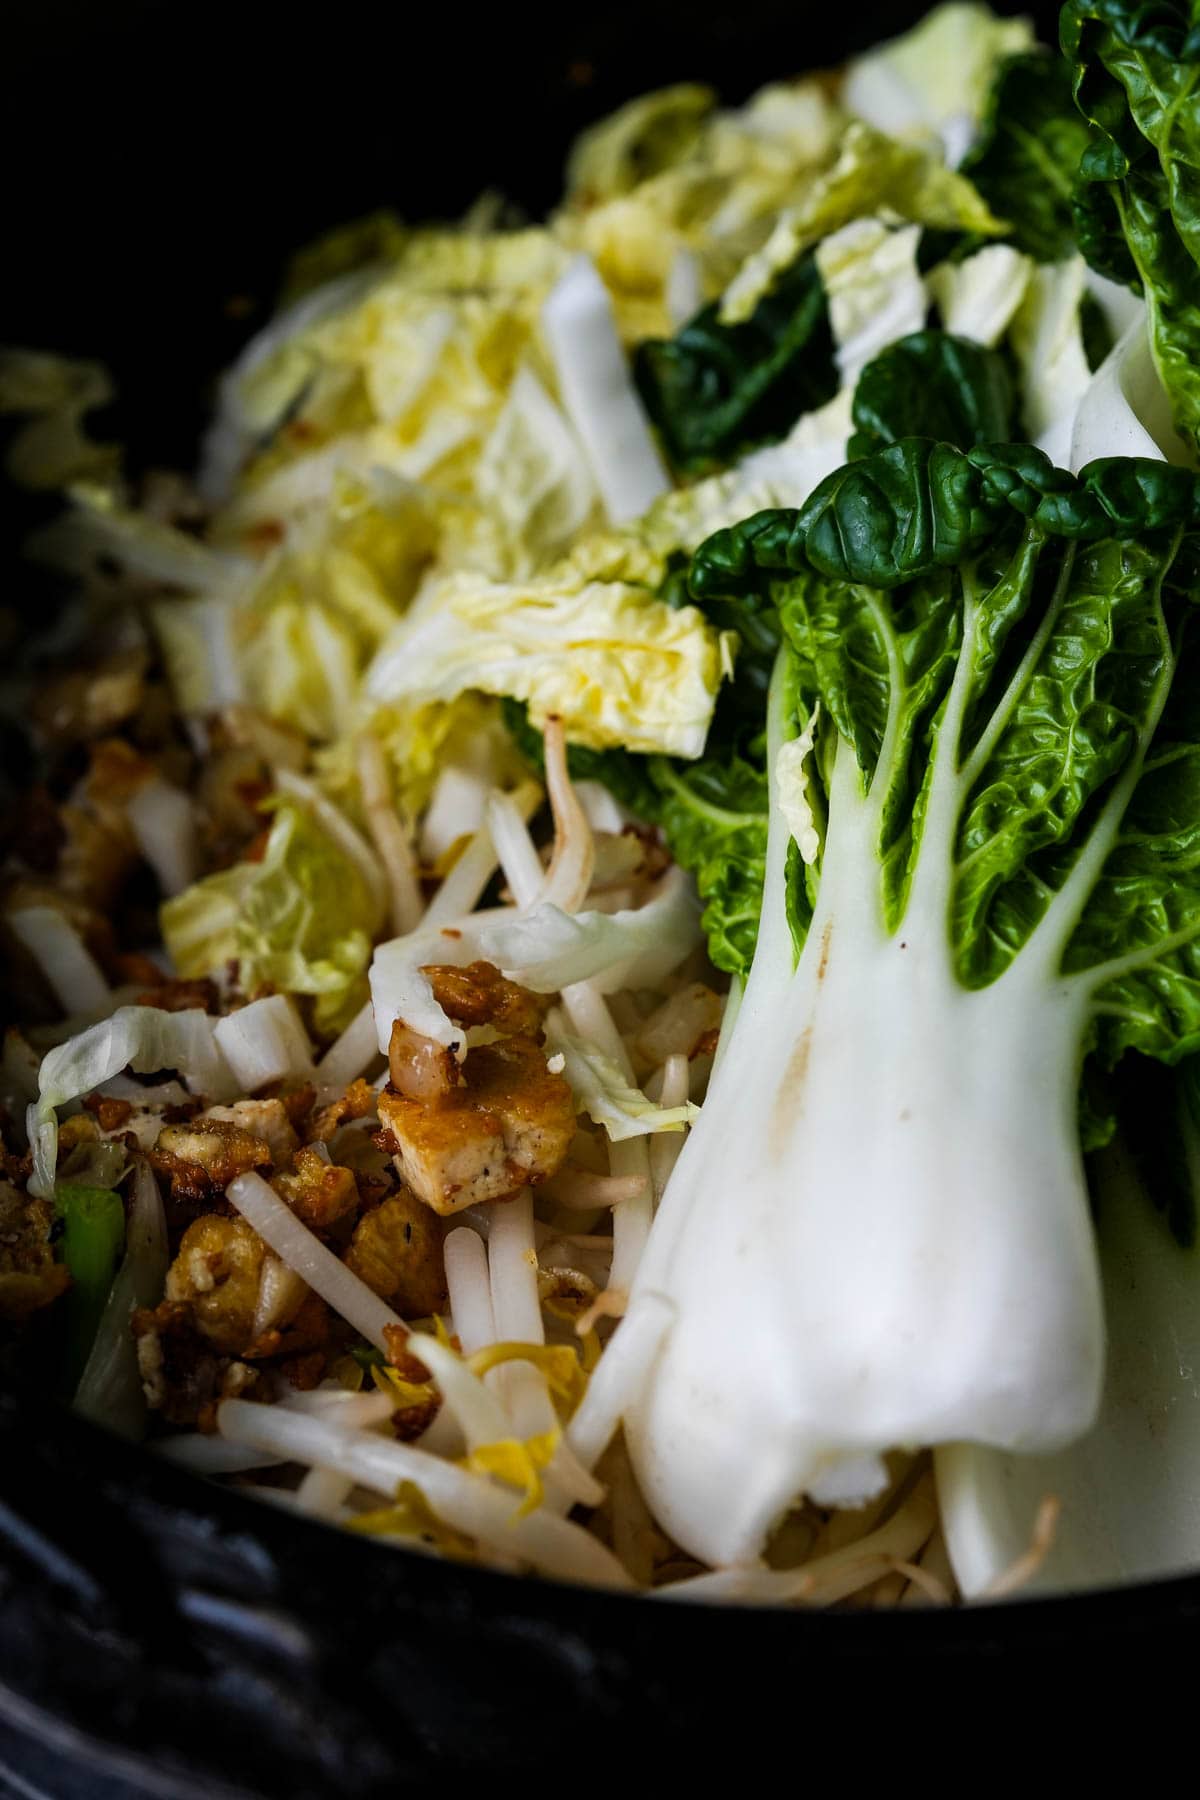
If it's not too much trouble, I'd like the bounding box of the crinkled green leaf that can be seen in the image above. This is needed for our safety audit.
[848,331,1016,458]
[953,530,1183,993]
[688,439,1200,1070]
[645,718,771,980]
[741,439,1200,590]
[1071,175,1141,291]
[634,252,837,474]
[959,52,1093,262]
[633,114,1008,477]
[1063,0,1200,449]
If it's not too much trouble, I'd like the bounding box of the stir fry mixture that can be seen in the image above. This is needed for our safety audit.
[4,0,1200,1604]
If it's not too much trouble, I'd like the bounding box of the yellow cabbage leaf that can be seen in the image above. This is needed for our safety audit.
[364,550,734,759]
[720,120,1005,323]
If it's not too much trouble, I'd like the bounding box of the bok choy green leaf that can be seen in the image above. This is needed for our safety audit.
[1063,0,1200,451]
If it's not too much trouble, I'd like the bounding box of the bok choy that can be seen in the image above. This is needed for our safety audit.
[617,441,1200,1565]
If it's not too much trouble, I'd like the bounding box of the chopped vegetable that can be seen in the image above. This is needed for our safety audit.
[56,1181,126,1390]
[956,52,1093,262]
[843,3,1035,165]
[30,1008,236,1199]
[364,554,734,760]
[164,790,384,1037]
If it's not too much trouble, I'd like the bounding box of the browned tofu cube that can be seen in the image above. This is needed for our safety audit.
[377,1037,576,1216]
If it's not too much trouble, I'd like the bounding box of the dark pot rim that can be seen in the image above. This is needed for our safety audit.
[8,1381,1200,1635]
[5,1380,1200,1788]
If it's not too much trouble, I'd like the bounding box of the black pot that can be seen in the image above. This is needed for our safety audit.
[2,1,1184,1787]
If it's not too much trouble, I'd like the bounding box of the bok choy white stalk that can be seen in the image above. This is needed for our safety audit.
[938,1140,1200,1595]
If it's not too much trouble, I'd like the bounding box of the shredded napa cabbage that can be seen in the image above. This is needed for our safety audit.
[775,704,823,866]
[478,866,702,995]
[843,2,1035,165]
[163,791,384,1036]
[364,558,734,759]
[719,120,1004,324]
[30,1009,236,1199]
[0,351,120,489]
[926,243,1035,346]
[543,1014,699,1141]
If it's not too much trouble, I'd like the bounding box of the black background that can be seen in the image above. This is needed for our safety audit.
[2,0,1060,462]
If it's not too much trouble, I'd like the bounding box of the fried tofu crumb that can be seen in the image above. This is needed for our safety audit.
[0,1181,71,1323]
[163,1215,266,1353]
[150,1117,273,1201]
[201,1098,298,1168]
[344,1191,447,1315]
[272,1146,359,1232]
[424,961,549,1035]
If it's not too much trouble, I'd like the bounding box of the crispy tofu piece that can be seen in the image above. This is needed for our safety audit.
[377,1036,576,1216]
[164,1215,266,1354]
[32,651,146,747]
[424,961,548,1035]
[137,1214,327,1417]
[0,1181,71,1323]
[82,1093,134,1133]
[57,798,137,911]
[344,1191,447,1316]
[272,1145,359,1232]
[150,1117,272,1202]
[56,1113,103,1156]
[243,1285,331,1364]
[201,1098,298,1168]
[308,1076,377,1144]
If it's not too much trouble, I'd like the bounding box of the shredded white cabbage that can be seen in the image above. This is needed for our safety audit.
[544,1012,699,1141]
[30,1008,236,1198]
[479,866,701,995]
[8,907,111,1019]
[540,255,670,524]
[212,995,315,1091]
